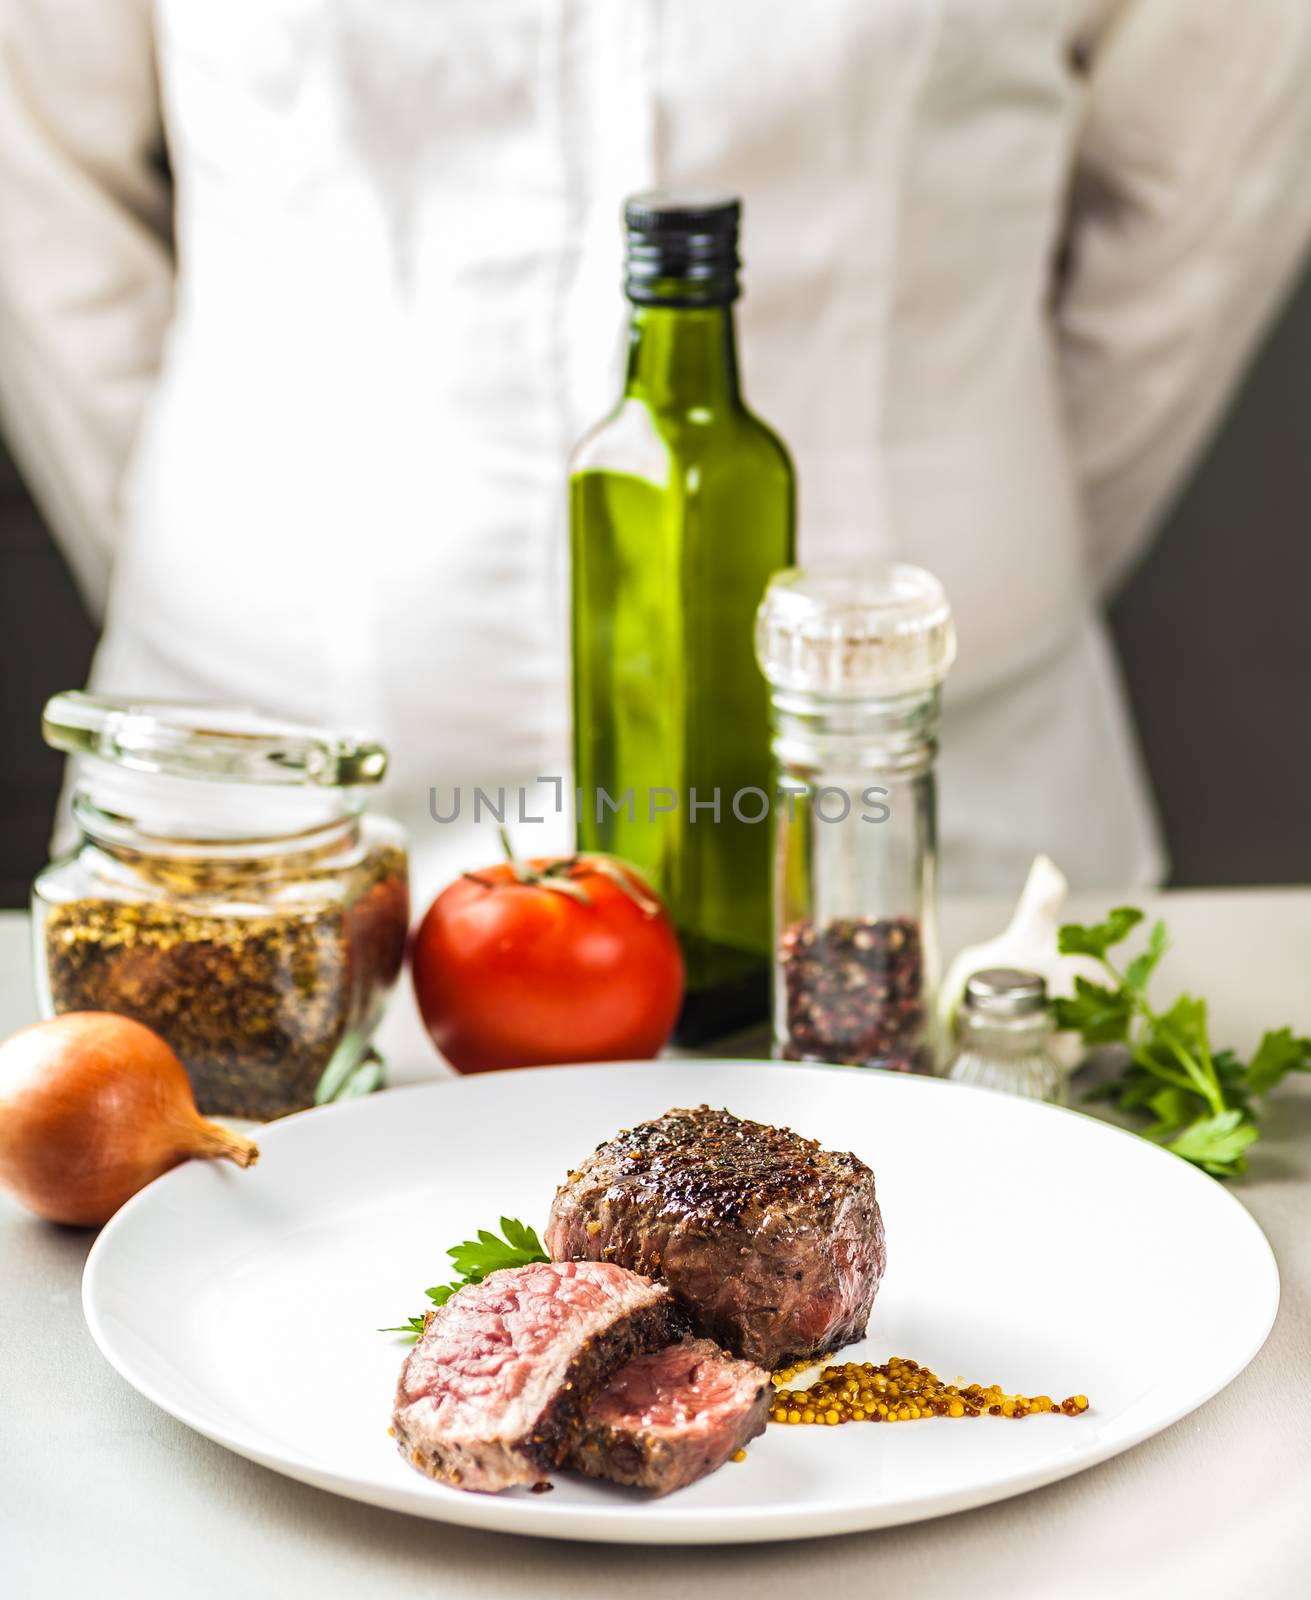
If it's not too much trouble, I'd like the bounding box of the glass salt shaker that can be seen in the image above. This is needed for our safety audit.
[754,564,956,1071]
[946,969,1067,1104]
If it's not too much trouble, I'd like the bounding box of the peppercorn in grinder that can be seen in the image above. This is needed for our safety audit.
[755,565,956,1071]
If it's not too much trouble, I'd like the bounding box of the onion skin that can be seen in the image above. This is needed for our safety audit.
[0,1013,258,1227]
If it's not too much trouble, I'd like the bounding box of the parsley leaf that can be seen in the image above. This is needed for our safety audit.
[1057,907,1144,961]
[1123,920,1168,995]
[1141,1086,1198,1139]
[445,1219,550,1286]
[1244,1028,1311,1097]
[1164,1111,1260,1177]
[1059,905,1305,1180]
[1052,976,1132,1044]
[379,1315,429,1338]
[1154,994,1208,1055]
[381,1218,549,1341]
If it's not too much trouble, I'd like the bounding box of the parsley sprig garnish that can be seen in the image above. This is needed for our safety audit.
[1054,907,1310,1178]
[381,1217,548,1340]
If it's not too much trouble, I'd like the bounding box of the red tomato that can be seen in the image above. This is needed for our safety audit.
[410,855,684,1073]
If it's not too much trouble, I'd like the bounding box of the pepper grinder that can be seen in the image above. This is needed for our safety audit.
[755,563,956,1072]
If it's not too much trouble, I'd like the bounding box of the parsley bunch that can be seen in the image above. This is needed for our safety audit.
[1054,907,1310,1178]
[382,1217,548,1339]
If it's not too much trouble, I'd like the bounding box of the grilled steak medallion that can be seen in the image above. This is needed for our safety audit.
[570,1336,772,1496]
[392,1259,679,1492]
[545,1105,886,1368]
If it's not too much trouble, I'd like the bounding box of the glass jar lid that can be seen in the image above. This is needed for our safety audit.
[43,692,388,788]
[756,564,956,697]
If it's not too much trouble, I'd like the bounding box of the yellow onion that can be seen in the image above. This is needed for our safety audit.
[0,1013,257,1226]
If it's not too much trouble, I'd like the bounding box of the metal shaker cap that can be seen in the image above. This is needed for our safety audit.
[755,564,956,697]
[962,969,1049,1019]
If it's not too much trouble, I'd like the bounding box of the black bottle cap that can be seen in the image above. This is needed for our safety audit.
[623,192,742,306]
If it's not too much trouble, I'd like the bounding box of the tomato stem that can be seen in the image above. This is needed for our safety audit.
[484,829,659,915]
[584,857,661,917]
[498,827,531,884]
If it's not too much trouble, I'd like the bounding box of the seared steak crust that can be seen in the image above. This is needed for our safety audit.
[570,1336,772,1496]
[393,1260,680,1493]
[545,1105,886,1368]
[517,1297,682,1473]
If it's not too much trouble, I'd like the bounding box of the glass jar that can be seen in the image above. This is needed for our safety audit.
[755,566,955,1070]
[33,693,410,1120]
[946,969,1066,1103]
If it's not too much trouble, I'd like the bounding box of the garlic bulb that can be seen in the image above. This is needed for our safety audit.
[938,856,1102,1072]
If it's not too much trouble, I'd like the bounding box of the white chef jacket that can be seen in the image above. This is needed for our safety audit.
[3,0,1311,905]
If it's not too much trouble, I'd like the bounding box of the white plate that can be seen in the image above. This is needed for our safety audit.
[82,1062,1278,1545]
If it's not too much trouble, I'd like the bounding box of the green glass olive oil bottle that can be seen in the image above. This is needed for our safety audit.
[570,195,796,1042]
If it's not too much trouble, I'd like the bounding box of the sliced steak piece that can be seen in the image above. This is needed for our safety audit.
[392,1259,679,1493]
[570,1336,772,1496]
[545,1105,886,1369]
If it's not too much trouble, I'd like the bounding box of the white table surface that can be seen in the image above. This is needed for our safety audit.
[2,891,1310,1599]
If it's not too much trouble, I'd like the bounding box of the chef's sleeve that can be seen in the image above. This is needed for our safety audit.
[0,0,173,618]
[1057,0,1311,595]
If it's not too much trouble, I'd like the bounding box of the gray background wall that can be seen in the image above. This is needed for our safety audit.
[1107,265,1311,887]
[2,271,1309,903]
[0,443,94,906]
